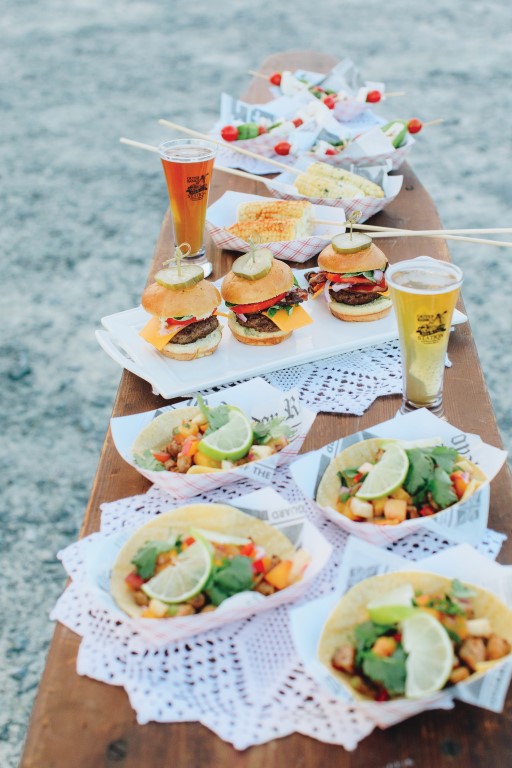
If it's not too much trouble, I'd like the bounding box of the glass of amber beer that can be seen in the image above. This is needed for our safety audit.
[159,139,217,275]
[387,256,463,417]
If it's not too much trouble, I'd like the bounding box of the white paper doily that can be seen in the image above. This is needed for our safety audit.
[52,466,506,751]
[199,340,403,416]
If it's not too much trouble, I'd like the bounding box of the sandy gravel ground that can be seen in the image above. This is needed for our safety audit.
[1,1,511,764]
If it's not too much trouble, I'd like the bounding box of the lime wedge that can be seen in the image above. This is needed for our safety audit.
[191,527,252,546]
[368,584,416,624]
[198,408,254,461]
[356,443,409,501]
[402,612,454,698]
[155,264,204,290]
[142,537,212,604]
[232,248,273,281]
[331,232,372,254]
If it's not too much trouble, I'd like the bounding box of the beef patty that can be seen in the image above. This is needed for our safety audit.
[233,312,279,333]
[329,288,380,306]
[172,316,219,345]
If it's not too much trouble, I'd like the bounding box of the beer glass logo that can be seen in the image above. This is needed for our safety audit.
[416,311,448,344]
[186,173,209,201]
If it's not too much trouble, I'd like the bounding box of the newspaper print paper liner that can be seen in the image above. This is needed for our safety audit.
[51,473,507,749]
[110,378,316,500]
[266,160,403,222]
[290,536,512,729]
[290,408,508,547]
[54,487,332,646]
[206,190,345,262]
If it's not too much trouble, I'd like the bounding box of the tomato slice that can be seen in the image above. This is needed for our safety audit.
[230,292,288,314]
[166,316,197,328]
[325,272,387,292]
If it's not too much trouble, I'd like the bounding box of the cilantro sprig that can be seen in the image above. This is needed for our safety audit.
[252,416,294,445]
[204,556,254,606]
[196,394,230,435]
[131,535,181,580]
[404,446,460,509]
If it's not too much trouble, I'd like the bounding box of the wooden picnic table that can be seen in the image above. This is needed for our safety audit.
[20,52,512,768]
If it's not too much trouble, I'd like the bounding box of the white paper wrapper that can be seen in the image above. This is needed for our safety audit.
[310,126,414,172]
[206,190,345,262]
[111,378,316,500]
[55,487,332,645]
[290,408,507,546]
[265,156,403,223]
[290,536,512,726]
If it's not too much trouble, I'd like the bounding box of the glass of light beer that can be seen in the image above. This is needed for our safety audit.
[159,139,217,275]
[387,256,463,417]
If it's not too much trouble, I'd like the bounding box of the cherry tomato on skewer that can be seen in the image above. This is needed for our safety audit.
[269,72,282,86]
[323,96,336,110]
[274,141,292,156]
[366,90,382,103]
[221,125,239,142]
[407,118,423,134]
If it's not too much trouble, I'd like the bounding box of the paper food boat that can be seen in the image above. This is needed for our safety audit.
[290,409,507,546]
[53,488,332,645]
[290,536,512,728]
[111,378,316,500]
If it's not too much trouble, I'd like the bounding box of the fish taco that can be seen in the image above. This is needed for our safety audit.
[316,437,486,525]
[318,571,512,701]
[111,503,310,619]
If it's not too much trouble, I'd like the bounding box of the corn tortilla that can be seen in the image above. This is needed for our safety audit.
[110,503,295,618]
[318,571,512,701]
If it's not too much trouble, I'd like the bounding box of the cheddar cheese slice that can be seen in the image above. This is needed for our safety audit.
[139,317,182,350]
[263,305,313,332]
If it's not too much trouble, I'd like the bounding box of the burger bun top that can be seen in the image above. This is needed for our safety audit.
[221,258,294,305]
[141,279,221,319]
[318,241,388,274]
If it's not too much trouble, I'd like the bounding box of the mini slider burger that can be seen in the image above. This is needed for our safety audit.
[305,233,392,322]
[221,246,311,345]
[139,262,222,360]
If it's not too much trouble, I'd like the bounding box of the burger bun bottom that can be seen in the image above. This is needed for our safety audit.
[329,295,393,322]
[228,314,291,346]
[160,328,222,361]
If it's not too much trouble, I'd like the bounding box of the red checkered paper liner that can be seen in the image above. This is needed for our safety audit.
[206,190,345,262]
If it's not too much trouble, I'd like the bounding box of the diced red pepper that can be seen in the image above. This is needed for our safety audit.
[352,472,364,483]
[375,689,390,702]
[325,148,337,156]
[240,541,255,557]
[292,118,303,128]
[125,571,145,590]
[152,451,171,463]
[181,436,199,457]
[393,633,402,643]
[252,558,266,574]
[184,536,195,546]
[419,505,435,517]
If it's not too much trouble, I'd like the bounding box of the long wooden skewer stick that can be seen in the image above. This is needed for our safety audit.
[158,118,295,174]
[314,218,512,236]
[119,139,512,248]
[119,137,291,190]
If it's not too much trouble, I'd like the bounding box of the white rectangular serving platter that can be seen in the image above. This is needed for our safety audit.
[96,269,467,400]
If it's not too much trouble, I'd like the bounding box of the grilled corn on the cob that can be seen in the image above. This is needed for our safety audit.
[307,162,385,198]
[237,200,314,224]
[294,173,363,200]
[228,218,308,243]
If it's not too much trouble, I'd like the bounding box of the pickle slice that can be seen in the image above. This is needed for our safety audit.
[155,265,204,290]
[331,233,372,254]
[232,248,273,281]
